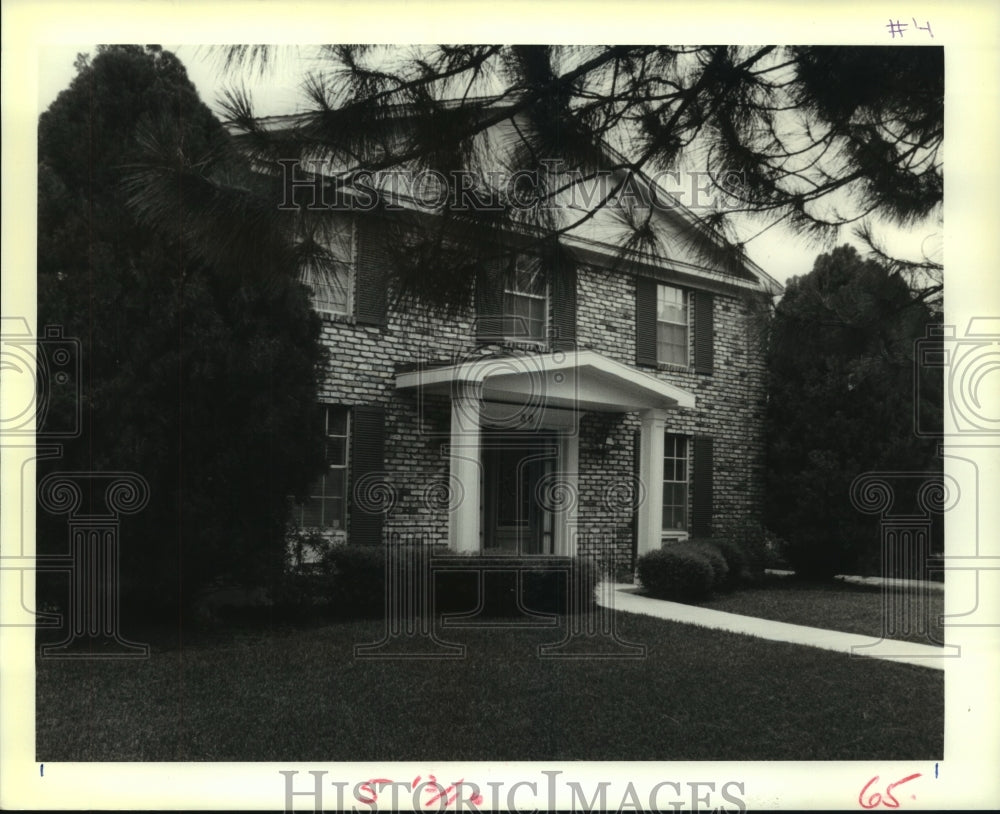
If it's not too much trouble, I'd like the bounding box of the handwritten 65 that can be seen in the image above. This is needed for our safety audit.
[859,773,922,809]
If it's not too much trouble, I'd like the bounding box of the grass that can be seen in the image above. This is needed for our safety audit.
[37,610,942,762]
[697,575,946,646]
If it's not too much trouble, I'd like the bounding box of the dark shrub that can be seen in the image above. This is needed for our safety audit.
[272,541,390,619]
[277,545,600,620]
[636,546,714,603]
[676,540,729,591]
[435,554,599,616]
[324,544,388,617]
[523,556,599,614]
[695,537,748,590]
[717,518,779,575]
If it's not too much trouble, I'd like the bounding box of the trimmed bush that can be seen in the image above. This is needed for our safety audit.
[636,546,714,603]
[693,537,748,590]
[676,540,729,591]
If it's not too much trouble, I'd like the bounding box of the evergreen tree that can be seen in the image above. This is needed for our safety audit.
[129,45,943,309]
[38,45,327,614]
[764,245,942,578]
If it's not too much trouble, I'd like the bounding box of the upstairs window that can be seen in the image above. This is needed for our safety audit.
[656,284,689,366]
[502,255,547,343]
[636,278,712,373]
[300,219,355,317]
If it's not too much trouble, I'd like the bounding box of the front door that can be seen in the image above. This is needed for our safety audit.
[482,432,557,554]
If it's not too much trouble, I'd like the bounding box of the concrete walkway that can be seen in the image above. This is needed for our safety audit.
[596,583,953,670]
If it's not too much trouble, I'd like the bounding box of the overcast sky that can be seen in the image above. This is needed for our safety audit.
[37,43,942,291]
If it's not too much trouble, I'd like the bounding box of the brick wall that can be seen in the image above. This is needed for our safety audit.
[310,259,769,561]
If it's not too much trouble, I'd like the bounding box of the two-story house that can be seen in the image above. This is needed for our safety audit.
[269,115,782,569]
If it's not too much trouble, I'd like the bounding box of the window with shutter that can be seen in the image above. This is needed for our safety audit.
[656,285,689,366]
[299,219,354,318]
[658,434,713,538]
[662,434,688,533]
[636,279,714,374]
[293,406,349,531]
[501,255,547,342]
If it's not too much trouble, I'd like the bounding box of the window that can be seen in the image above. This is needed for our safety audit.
[662,434,688,532]
[656,284,689,366]
[502,255,547,342]
[295,406,349,530]
[300,219,355,317]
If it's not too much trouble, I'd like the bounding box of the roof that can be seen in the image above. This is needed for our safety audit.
[230,105,783,298]
[395,349,697,413]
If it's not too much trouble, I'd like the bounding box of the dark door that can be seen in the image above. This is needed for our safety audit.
[482,433,556,554]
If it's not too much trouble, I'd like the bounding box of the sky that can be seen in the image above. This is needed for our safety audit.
[36,43,942,292]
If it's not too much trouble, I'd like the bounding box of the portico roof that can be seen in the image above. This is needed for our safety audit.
[395,349,696,412]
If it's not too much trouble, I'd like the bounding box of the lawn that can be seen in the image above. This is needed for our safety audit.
[698,576,946,646]
[36,610,942,762]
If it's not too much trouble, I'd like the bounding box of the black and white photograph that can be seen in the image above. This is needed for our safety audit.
[2,1,999,810]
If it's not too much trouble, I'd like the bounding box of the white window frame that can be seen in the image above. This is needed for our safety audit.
[300,219,355,318]
[293,405,350,534]
[656,284,690,367]
[502,254,548,344]
[661,433,689,537]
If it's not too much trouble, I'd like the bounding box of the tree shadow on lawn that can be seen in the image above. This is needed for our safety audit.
[35,610,942,763]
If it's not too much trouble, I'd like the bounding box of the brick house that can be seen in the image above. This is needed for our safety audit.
[274,121,783,568]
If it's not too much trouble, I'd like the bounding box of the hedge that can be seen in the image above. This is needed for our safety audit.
[274,544,600,619]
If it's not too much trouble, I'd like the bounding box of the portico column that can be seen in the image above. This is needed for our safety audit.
[448,380,482,553]
[636,408,667,556]
[555,412,580,556]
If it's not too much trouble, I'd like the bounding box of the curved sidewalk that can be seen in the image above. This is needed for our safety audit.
[597,583,953,670]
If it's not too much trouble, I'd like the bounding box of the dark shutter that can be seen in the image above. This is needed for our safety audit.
[693,291,714,375]
[635,277,658,366]
[691,435,714,537]
[350,405,386,546]
[475,256,504,343]
[355,217,388,326]
[550,262,577,351]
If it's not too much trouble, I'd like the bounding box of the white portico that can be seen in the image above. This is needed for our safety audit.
[395,350,695,556]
